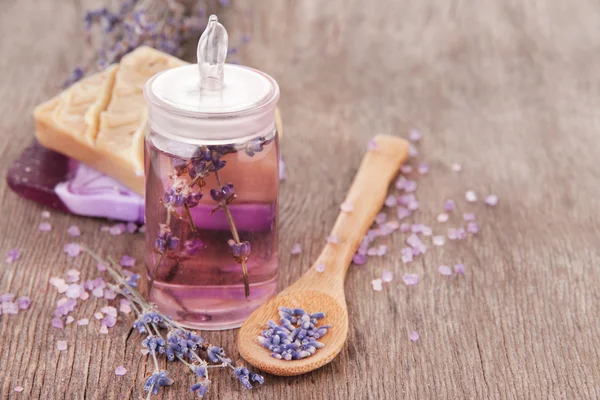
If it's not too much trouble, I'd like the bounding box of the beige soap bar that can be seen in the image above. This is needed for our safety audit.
[34,47,282,196]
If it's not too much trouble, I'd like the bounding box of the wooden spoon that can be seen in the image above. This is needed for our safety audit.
[238,134,409,376]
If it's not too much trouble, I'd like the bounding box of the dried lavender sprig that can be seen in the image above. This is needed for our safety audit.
[81,245,264,397]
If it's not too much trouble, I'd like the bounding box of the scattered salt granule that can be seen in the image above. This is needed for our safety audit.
[50,277,68,293]
[5,248,20,263]
[64,243,81,257]
[92,287,104,298]
[120,255,135,267]
[467,221,480,234]
[326,234,339,244]
[397,206,411,220]
[384,194,397,207]
[38,222,52,232]
[382,270,393,283]
[80,291,90,300]
[65,284,81,299]
[109,223,126,235]
[402,274,420,286]
[401,248,413,264]
[403,180,417,193]
[463,212,476,221]
[77,318,90,326]
[101,306,118,318]
[353,253,367,265]
[315,263,326,273]
[410,331,420,342]
[432,236,445,246]
[400,223,411,233]
[66,316,75,324]
[97,262,107,272]
[141,348,150,356]
[418,162,429,175]
[400,165,413,174]
[447,228,458,240]
[407,200,419,211]
[408,144,418,157]
[51,317,64,329]
[0,293,15,302]
[451,162,462,172]
[437,213,449,223]
[444,199,455,212]
[119,299,132,314]
[485,194,498,207]
[41,211,50,218]
[465,190,478,203]
[99,325,109,334]
[371,279,383,291]
[2,302,18,314]
[67,225,81,237]
[367,247,378,256]
[115,366,127,376]
[103,315,117,328]
[126,222,138,233]
[438,265,453,276]
[104,289,117,300]
[17,296,30,310]
[340,201,354,212]
[454,264,465,274]
[291,243,302,255]
[138,225,146,233]
[408,128,422,142]
[375,213,387,225]
[14,386,24,393]
[57,340,67,351]
[279,158,287,181]
[376,245,388,256]
[94,312,104,320]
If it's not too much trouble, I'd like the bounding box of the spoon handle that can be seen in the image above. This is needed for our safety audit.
[290,135,409,300]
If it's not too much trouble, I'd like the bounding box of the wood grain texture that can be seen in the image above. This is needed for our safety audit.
[1,0,600,399]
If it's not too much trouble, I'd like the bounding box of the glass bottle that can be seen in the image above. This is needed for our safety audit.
[143,15,280,330]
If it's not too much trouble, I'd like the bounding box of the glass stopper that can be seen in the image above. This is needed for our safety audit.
[197,15,228,90]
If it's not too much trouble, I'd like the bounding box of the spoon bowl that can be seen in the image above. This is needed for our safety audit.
[238,135,409,376]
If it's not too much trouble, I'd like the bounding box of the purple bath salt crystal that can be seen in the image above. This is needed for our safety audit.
[437,213,449,223]
[67,225,81,237]
[51,317,64,329]
[64,243,81,257]
[408,144,418,157]
[382,270,393,283]
[371,279,383,291]
[433,236,445,246]
[279,157,287,181]
[0,293,15,302]
[126,222,138,233]
[400,223,411,233]
[456,227,467,240]
[400,165,413,174]
[97,262,107,271]
[57,340,67,351]
[398,193,416,206]
[467,222,480,234]
[401,248,413,264]
[447,228,458,240]
[485,194,498,206]
[5,249,20,263]
[2,302,18,314]
[408,128,422,142]
[340,201,354,212]
[291,243,302,255]
[109,223,126,235]
[463,212,476,221]
[17,296,31,310]
[326,234,339,244]
[366,247,378,256]
[38,222,52,232]
[353,253,367,265]
[103,315,117,328]
[6,142,144,223]
[397,206,412,220]
[406,234,423,249]
[384,194,397,207]
[444,199,455,212]
[410,330,420,342]
[120,255,135,267]
[403,180,417,193]
[418,162,429,175]
[411,224,424,234]
[65,284,81,299]
[465,190,478,203]
[375,213,387,225]
[402,274,420,286]
[115,366,127,376]
[395,176,408,190]
[104,289,117,300]
[315,263,326,273]
[454,263,465,274]
[376,245,388,256]
[385,220,400,231]
[407,200,419,211]
[421,225,433,236]
[438,265,453,276]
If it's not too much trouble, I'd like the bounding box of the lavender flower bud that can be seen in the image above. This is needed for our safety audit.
[210,183,235,203]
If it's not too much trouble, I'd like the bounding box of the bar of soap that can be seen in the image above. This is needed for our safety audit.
[34,47,284,197]
[34,47,185,196]
[7,141,144,222]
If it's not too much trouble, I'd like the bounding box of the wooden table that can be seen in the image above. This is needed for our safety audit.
[1,1,599,398]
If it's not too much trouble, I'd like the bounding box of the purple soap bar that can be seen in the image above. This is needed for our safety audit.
[7,141,144,222]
